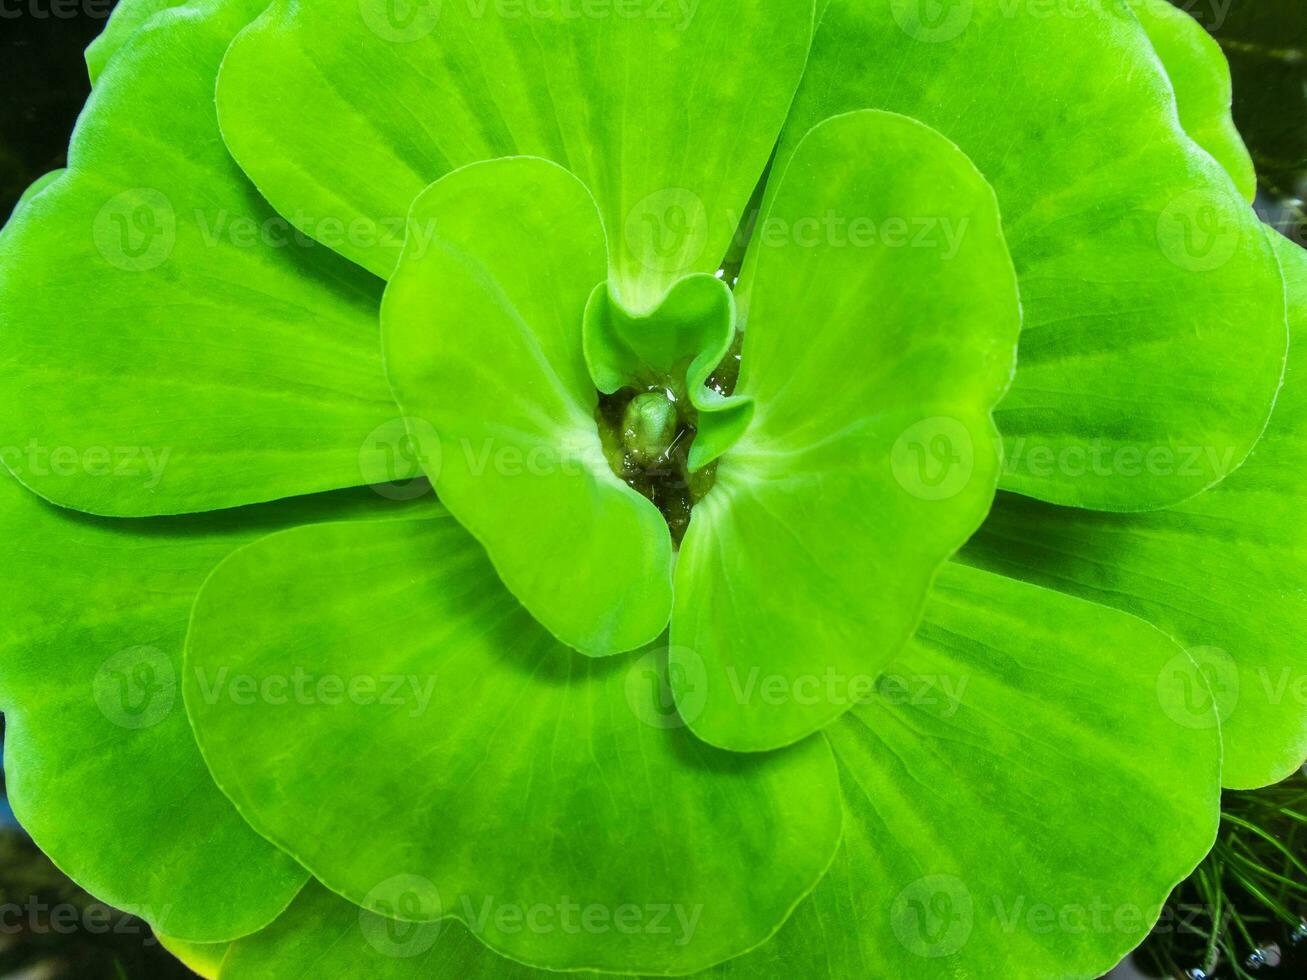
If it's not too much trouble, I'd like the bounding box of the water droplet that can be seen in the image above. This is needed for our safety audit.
[1246,942,1281,970]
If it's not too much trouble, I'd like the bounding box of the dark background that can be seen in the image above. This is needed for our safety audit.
[1,1,1305,977]
[1,1,107,217]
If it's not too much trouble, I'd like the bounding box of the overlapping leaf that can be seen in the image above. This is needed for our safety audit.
[672,110,1020,751]
[218,566,1220,979]
[185,513,842,975]
[84,0,189,84]
[1,6,1292,980]
[965,229,1307,789]
[217,0,814,310]
[382,158,673,656]
[776,0,1286,511]
[0,471,413,941]
[0,0,401,516]
[1128,0,1257,201]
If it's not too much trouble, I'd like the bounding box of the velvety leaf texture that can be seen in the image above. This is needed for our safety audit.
[964,228,1307,790]
[217,0,814,307]
[84,0,190,84]
[0,0,401,516]
[673,110,1020,751]
[382,158,674,657]
[1128,0,1257,201]
[185,513,843,974]
[219,565,1220,979]
[0,470,422,941]
[775,0,1287,511]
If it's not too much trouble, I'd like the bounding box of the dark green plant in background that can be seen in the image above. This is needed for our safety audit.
[1214,1,1307,206]
[1196,0,1307,255]
[1133,772,1307,979]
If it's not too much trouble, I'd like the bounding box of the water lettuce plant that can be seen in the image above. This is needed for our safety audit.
[0,0,1304,977]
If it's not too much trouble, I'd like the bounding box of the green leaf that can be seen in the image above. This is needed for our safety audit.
[672,111,1020,752]
[215,0,814,307]
[1128,0,1257,200]
[84,0,189,85]
[382,157,672,657]
[778,0,1287,511]
[719,563,1221,979]
[964,228,1307,790]
[222,882,612,980]
[5,169,63,222]
[221,565,1220,980]
[0,0,403,517]
[184,514,843,975]
[583,273,731,400]
[582,273,754,471]
[155,932,230,979]
[0,475,409,941]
